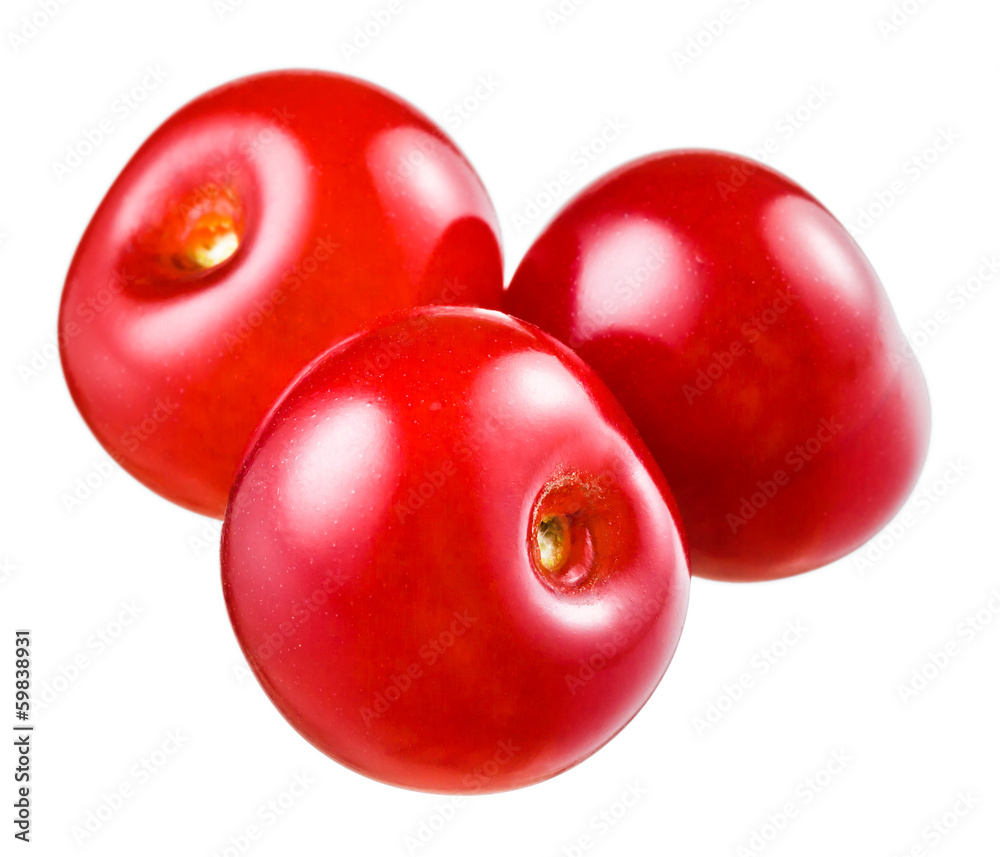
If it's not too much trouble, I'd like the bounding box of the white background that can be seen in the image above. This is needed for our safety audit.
[2,0,998,854]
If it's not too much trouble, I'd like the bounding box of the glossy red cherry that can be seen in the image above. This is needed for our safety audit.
[221,307,689,793]
[505,150,931,582]
[59,70,503,517]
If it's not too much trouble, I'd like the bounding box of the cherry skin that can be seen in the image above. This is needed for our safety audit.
[59,70,503,518]
[505,150,931,582]
[221,307,690,793]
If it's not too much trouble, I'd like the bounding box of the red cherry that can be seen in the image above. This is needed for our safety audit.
[59,70,503,517]
[222,307,689,793]
[506,150,930,582]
